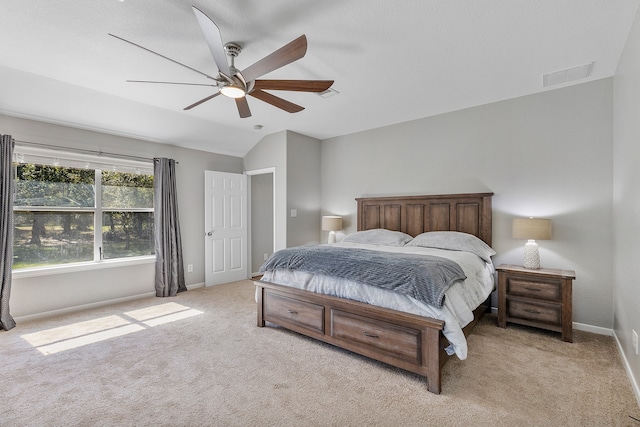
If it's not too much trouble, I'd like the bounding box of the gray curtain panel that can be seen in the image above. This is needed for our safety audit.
[153,158,186,297]
[0,135,16,330]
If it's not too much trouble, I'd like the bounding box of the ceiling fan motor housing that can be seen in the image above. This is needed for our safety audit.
[224,42,242,58]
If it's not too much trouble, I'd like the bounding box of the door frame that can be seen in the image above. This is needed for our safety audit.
[246,167,276,276]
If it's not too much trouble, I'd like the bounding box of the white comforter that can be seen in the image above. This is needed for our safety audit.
[259,241,495,359]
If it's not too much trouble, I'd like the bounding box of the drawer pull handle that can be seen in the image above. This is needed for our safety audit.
[524,309,541,314]
[363,331,379,339]
[287,310,298,315]
[524,287,542,292]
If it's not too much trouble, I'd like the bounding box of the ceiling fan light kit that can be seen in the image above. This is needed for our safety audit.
[110,6,334,118]
[220,85,246,98]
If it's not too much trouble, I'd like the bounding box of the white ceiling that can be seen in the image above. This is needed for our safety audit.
[1,0,639,157]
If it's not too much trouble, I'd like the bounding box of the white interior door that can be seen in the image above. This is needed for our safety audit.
[204,171,247,286]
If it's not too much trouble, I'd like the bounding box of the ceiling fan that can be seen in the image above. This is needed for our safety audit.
[109,6,334,119]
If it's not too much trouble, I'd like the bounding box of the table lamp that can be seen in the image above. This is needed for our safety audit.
[322,216,343,244]
[512,217,552,269]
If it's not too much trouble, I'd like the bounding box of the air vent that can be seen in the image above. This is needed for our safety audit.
[543,62,593,87]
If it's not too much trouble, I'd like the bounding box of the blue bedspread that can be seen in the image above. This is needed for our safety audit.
[259,246,466,308]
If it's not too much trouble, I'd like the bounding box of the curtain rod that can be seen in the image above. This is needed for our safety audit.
[14,139,177,164]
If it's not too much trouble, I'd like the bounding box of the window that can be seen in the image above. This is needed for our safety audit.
[12,148,154,270]
[101,170,154,260]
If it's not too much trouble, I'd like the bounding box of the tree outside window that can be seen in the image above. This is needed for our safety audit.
[13,163,154,269]
[101,170,154,260]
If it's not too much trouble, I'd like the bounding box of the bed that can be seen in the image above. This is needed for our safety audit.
[255,192,494,394]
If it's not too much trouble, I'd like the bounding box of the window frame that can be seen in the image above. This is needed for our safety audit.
[12,146,155,274]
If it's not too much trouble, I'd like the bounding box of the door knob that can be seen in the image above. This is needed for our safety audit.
[206,230,214,236]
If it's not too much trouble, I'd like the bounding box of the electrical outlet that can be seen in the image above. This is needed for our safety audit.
[187,264,193,273]
[263,253,269,261]
[633,330,638,355]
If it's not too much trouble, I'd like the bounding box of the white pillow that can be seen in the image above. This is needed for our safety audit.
[343,229,413,247]
[406,231,496,262]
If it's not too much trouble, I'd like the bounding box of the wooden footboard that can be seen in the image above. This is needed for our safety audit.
[256,280,452,394]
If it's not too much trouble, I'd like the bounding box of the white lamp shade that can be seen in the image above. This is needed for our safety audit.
[512,218,551,240]
[321,216,343,231]
[322,216,342,244]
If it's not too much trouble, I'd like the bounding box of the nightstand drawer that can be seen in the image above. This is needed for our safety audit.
[507,278,561,302]
[507,299,561,326]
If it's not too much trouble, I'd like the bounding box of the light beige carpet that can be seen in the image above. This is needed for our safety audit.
[2,280,638,427]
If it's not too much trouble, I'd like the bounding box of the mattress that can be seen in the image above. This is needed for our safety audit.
[259,241,495,359]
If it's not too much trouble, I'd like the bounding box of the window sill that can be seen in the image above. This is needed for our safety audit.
[12,256,156,279]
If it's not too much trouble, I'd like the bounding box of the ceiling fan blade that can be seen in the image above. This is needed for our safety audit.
[108,33,217,80]
[183,92,221,110]
[127,80,217,87]
[241,35,307,83]
[235,98,252,118]
[192,6,231,77]
[253,79,334,92]
[248,89,304,113]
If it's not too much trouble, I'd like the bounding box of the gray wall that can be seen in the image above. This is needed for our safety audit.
[1,113,242,320]
[243,130,321,251]
[321,79,614,331]
[613,5,640,402]
[286,132,321,247]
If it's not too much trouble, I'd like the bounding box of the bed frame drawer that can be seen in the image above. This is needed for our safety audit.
[263,292,325,334]
[330,309,421,364]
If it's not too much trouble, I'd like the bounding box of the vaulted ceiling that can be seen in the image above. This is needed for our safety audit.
[1,1,638,157]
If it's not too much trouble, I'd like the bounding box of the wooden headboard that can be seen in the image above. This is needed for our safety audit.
[356,192,493,246]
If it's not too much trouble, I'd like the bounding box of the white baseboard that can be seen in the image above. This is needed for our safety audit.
[613,330,640,408]
[490,308,614,336]
[14,291,156,324]
[573,321,613,336]
[15,282,206,324]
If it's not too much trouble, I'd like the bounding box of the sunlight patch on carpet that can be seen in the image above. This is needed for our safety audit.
[29,324,146,355]
[20,303,203,355]
[124,302,203,326]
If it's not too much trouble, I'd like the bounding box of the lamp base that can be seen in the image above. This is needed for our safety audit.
[523,239,541,269]
[328,231,336,244]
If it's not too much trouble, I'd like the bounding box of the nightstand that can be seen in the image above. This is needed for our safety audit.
[497,264,575,342]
